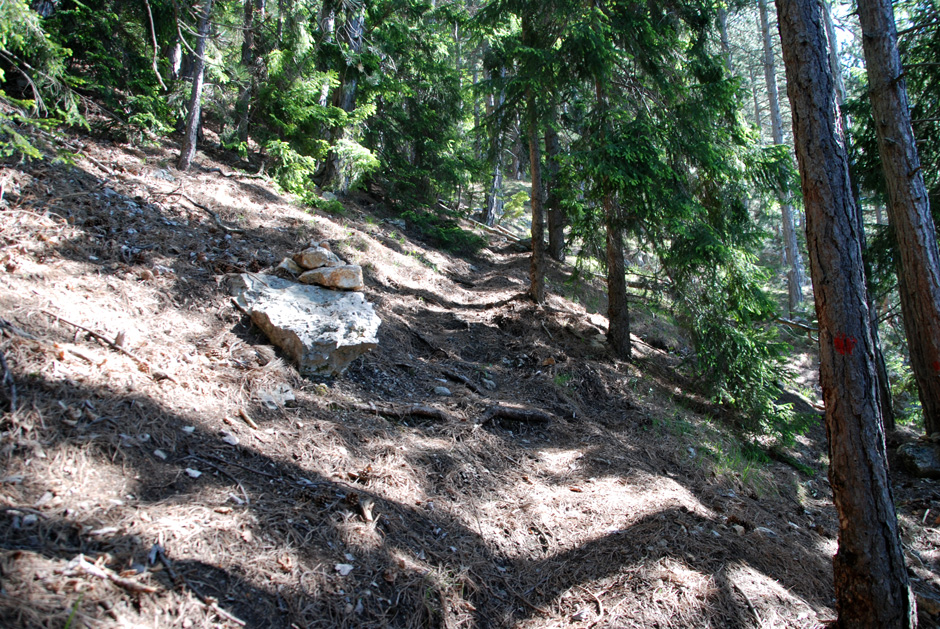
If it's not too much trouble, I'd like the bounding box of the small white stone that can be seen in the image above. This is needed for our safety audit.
[434,386,451,396]
[185,468,202,478]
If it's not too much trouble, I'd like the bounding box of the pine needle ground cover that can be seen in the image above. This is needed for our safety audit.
[0,129,938,628]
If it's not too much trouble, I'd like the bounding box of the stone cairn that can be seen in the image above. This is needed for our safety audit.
[231,240,380,378]
[276,241,365,290]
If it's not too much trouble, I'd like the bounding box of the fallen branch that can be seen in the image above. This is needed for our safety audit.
[180,192,246,234]
[40,309,178,384]
[65,554,158,594]
[483,405,552,424]
[441,368,482,394]
[237,407,259,429]
[775,317,818,334]
[347,402,457,422]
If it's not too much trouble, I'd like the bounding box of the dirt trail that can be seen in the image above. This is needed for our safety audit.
[0,132,936,628]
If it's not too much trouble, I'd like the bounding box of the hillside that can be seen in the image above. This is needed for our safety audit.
[0,131,938,628]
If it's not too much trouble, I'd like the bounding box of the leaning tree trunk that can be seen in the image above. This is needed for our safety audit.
[819,0,896,430]
[858,0,940,436]
[177,0,214,171]
[759,0,806,315]
[775,0,915,624]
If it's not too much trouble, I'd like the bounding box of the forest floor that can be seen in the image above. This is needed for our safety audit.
[1,124,940,629]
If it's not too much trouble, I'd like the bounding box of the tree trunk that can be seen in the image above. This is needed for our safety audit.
[545,112,565,262]
[718,7,732,73]
[177,0,213,172]
[522,14,545,304]
[319,6,364,193]
[235,0,264,144]
[858,0,940,436]
[318,4,336,107]
[748,63,763,132]
[775,0,915,624]
[594,77,630,359]
[526,84,545,304]
[759,0,806,315]
[482,65,505,227]
[820,1,896,429]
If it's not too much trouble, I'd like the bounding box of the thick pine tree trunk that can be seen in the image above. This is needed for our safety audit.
[177,0,214,171]
[857,0,940,436]
[775,0,915,624]
[759,0,806,315]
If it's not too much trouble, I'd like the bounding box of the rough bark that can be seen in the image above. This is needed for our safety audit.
[604,197,630,359]
[759,0,806,315]
[595,77,630,359]
[177,0,214,172]
[858,0,940,436]
[775,0,915,623]
[526,86,545,304]
[544,114,565,262]
[820,1,895,429]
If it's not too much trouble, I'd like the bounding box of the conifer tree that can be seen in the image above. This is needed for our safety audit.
[857,0,940,436]
[775,0,915,622]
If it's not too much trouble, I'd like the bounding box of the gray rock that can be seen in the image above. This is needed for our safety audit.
[434,386,452,396]
[482,378,497,391]
[293,246,343,270]
[230,274,380,377]
[898,442,940,479]
[298,265,364,290]
[277,257,303,275]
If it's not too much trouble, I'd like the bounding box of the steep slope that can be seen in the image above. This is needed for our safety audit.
[0,130,936,628]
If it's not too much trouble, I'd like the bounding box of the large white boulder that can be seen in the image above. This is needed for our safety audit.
[230,274,380,377]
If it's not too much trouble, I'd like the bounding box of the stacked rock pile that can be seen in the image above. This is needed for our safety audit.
[276,241,364,291]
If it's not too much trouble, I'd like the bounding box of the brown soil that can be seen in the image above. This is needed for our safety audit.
[0,127,938,628]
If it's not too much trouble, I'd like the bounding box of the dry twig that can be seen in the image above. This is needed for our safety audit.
[40,309,178,383]
[64,554,158,594]
[179,192,246,234]
[347,401,457,422]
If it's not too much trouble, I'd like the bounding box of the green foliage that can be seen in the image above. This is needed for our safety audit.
[333,137,380,191]
[500,190,528,224]
[400,209,486,254]
[264,138,324,198]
